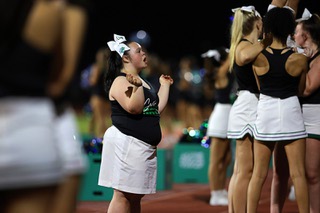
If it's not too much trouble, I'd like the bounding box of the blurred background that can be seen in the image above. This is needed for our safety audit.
[64,0,320,207]
[74,0,320,149]
[73,0,320,107]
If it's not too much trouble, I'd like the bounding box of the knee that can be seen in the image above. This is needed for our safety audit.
[306,170,320,184]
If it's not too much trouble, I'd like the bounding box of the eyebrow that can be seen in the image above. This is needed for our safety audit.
[135,47,142,53]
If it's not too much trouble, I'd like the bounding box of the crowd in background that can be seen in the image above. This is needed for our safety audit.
[78,49,225,152]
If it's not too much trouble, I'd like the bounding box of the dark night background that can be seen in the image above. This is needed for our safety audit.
[79,0,320,66]
[73,0,320,105]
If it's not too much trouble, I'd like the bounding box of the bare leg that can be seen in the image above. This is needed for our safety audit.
[286,0,300,17]
[247,140,275,213]
[2,186,57,213]
[228,162,236,213]
[50,175,83,213]
[269,0,300,18]
[270,0,287,7]
[232,135,254,213]
[270,143,290,213]
[209,138,231,190]
[305,137,320,213]
[285,139,309,213]
[108,189,144,213]
[208,137,231,205]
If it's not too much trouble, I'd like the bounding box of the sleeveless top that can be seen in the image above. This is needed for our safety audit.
[258,47,300,99]
[0,2,53,98]
[215,72,235,104]
[0,40,52,98]
[111,73,161,146]
[232,39,259,94]
[301,51,320,104]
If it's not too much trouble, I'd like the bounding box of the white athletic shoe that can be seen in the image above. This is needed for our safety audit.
[209,190,229,206]
[288,185,296,201]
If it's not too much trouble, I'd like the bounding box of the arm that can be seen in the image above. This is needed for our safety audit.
[297,56,308,97]
[158,75,174,113]
[89,64,100,86]
[303,57,320,96]
[252,52,270,91]
[110,75,145,114]
[48,4,87,97]
[215,57,230,89]
[236,41,264,66]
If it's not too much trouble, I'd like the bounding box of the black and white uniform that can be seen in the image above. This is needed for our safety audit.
[99,74,160,194]
[301,51,320,139]
[0,35,63,188]
[207,72,234,138]
[253,47,307,141]
[227,39,260,139]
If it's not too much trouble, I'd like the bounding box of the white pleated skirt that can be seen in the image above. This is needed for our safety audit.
[254,94,307,141]
[0,98,63,189]
[55,107,88,176]
[98,126,157,194]
[302,104,320,138]
[227,90,259,139]
[206,103,232,138]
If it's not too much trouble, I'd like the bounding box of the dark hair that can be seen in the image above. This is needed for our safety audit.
[263,7,296,45]
[299,14,320,50]
[104,40,131,96]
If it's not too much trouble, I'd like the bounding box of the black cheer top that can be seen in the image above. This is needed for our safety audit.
[111,73,161,146]
[258,47,300,99]
[232,39,259,94]
[0,38,52,98]
[301,51,320,104]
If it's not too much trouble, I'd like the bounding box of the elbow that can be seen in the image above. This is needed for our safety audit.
[127,105,144,114]
[242,56,253,65]
[303,89,312,97]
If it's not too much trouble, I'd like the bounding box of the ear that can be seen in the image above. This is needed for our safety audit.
[122,54,130,63]
[302,32,308,41]
[256,21,262,33]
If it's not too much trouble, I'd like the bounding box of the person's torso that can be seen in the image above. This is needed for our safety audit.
[215,72,235,103]
[258,47,300,99]
[302,51,320,104]
[0,1,64,98]
[232,39,259,94]
[111,74,161,146]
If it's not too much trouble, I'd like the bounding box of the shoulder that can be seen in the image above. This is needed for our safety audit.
[112,75,128,86]
[236,40,252,51]
[288,52,308,66]
[286,52,308,75]
[254,52,268,64]
[310,54,320,68]
[109,75,129,100]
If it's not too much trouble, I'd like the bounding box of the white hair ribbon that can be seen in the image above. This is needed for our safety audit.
[296,8,312,22]
[201,50,221,62]
[107,34,130,57]
[232,6,261,17]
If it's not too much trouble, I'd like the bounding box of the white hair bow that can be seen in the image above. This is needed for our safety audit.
[296,8,312,22]
[201,50,221,62]
[232,6,261,17]
[107,34,130,57]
